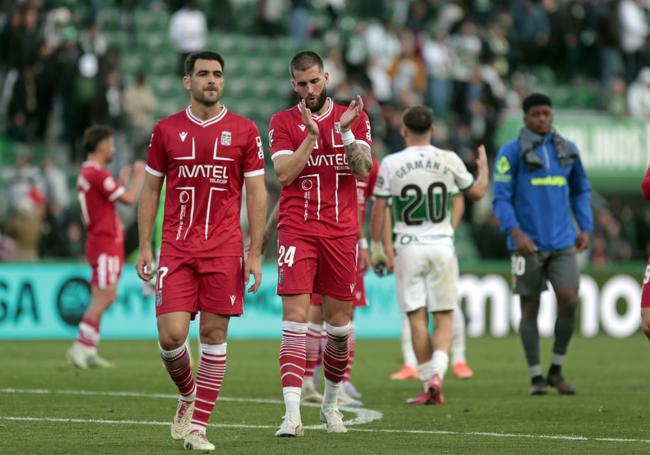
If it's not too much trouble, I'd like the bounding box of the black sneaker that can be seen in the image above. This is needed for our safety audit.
[529,377,548,395]
[547,374,576,395]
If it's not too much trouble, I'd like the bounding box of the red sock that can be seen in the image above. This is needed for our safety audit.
[323,322,350,383]
[343,322,355,382]
[279,321,307,388]
[191,343,227,431]
[76,317,100,352]
[304,322,322,380]
[160,343,195,399]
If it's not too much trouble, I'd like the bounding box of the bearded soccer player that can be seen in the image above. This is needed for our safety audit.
[67,125,145,369]
[641,163,650,341]
[136,51,267,451]
[269,50,372,436]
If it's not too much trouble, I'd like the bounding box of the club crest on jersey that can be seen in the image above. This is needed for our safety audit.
[298,124,306,132]
[230,295,236,306]
[221,131,232,146]
[179,131,188,142]
[334,122,341,133]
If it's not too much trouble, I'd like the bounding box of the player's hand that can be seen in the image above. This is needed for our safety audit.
[385,245,395,274]
[370,240,388,277]
[136,247,154,282]
[133,160,146,175]
[339,95,364,131]
[476,144,488,171]
[300,99,319,138]
[118,165,132,185]
[359,247,370,274]
[575,230,589,252]
[511,228,538,256]
[244,252,262,293]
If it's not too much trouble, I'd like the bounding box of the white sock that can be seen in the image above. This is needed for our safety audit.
[417,360,434,390]
[551,353,565,366]
[282,387,301,418]
[451,304,466,364]
[322,378,341,409]
[432,350,449,379]
[529,365,543,378]
[401,316,417,368]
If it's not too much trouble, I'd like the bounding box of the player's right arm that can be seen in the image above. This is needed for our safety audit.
[137,123,167,281]
[116,161,146,205]
[492,142,536,255]
[271,100,318,186]
[261,200,279,253]
[451,193,464,229]
[136,173,163,281]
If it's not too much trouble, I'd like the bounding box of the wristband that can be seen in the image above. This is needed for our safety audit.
[358,238,368,250]
[370,240,384,256]
[342,129,355,146]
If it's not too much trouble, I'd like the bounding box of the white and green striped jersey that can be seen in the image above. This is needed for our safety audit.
[374,145,474,243]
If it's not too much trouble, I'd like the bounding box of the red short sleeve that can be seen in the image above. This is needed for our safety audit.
[145,122,167,177]
[269,113,295,160]
[244,121,265,177]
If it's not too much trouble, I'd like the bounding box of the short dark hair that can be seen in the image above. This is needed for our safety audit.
[522,93,552,114]
[289,50,324,77]
[83,125,113,154]
[403,105,434,134]
[184,51,225,76]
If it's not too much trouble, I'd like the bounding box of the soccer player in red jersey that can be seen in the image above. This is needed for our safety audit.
[136,51,267,451]
[269,51,373,436]
[640,162,650,341]
[66,125,145,370]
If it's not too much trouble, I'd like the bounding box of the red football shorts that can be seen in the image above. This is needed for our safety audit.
[642,260,650,309]
[310,258,368,307]
[277,231,358,301]
[155,255,245,317]
[86,237,123,289]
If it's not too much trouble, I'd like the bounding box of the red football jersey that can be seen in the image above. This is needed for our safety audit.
[146,106,265,257]
[77,161,125,242]
[356,156,379,220]
[269,98,372,237]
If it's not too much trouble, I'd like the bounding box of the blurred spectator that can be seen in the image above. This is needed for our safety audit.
[627,67,650,117]
[168,0,207,75]
[123,72,157,158]
[619,0,649,83]
[41,156,70,222]
[7,66,38,141]
[510,0,550,70]
[5,154,45,261]
[422,28,452,115]
[388,29,427,106]
[290,0,310,48]
[257,0,288,37]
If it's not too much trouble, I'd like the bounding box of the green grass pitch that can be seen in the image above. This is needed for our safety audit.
[1,335,649,454]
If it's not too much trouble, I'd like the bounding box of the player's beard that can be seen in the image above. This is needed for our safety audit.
[305,88,327,113]
[195,86,221,107]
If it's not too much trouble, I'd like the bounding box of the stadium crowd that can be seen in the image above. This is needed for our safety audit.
[1,0,650,264]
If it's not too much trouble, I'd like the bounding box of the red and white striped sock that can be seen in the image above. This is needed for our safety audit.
[343,322,356,383]
[279,321,307,416]
[322,322,350,407]
[304,322,322,381]
[190,343,227,433]
[159,343,196,400]
[76,317,100,355]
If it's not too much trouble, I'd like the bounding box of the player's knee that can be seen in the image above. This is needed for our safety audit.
[199,327,228,345]
[158,330,188,350]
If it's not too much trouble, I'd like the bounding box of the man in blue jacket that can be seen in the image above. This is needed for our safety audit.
[492,93,592,395]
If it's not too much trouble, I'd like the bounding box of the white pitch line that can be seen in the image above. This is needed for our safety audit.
[0,387,383,429]
[1,415,649,445]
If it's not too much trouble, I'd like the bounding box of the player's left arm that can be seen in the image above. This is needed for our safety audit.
[340,95,372,179]
[451,193,464,229]
[245,174,267,293]
[568,148,593,252]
